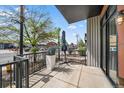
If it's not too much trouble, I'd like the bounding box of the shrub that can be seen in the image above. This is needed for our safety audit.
[78,47,86,56]
[47,47,56,55]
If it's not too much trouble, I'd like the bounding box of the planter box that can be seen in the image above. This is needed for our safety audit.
[46,55,56,71]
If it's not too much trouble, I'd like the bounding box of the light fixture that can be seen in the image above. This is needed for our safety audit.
[116,10,124,25]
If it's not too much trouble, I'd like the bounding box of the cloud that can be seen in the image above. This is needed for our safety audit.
[67,25,77,30]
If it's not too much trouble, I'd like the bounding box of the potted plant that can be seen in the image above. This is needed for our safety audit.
[46,46,56,71]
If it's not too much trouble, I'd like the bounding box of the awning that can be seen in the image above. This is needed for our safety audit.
[56,5,103,23]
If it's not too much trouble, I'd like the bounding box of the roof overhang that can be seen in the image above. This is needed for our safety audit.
[56,5,103,23]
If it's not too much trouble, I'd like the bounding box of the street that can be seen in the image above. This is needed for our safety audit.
[0,50,17,65]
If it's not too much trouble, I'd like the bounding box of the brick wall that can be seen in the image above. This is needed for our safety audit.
[117,5,124,81]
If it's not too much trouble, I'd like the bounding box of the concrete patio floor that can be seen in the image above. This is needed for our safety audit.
[29,62,113,88]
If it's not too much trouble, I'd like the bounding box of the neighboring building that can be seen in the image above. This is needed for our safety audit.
[0,43,14,49]
[47,42,57,47]
[0,43,4,49]
[57,5,124,87]
[38,43,48,51]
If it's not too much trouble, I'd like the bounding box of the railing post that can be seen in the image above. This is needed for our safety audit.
[10,65,12,88]
[0,66,2,88]
[13,56,16,87]
[25,59,29,88]
[15,62,22,88]
[19,62,22,88]
[15,63,19,88]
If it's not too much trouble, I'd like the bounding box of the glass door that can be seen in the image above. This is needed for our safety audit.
[108,15,118,84]
[101,5,118,85]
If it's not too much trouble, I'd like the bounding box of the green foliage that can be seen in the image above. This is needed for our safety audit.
[78,39,85,48]
[78,39,86,56]
[78,47,86,56]
[0,6,59,53]
[47,47,56,55]
[31,46,39,53]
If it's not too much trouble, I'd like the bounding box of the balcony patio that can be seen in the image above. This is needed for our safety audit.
[0,51,114,88]
[29,62,113,88]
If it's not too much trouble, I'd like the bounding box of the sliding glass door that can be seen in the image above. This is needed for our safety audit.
[108,13,118,84]
[101,5,118,85]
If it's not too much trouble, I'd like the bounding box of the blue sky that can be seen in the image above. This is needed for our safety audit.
[0,5,87,44]
[45,5,87,44]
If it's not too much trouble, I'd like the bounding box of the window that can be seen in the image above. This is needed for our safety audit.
[101,5,117,85]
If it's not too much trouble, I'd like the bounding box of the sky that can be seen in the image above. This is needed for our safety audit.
[45,5,87,44]
[0,5,87,44]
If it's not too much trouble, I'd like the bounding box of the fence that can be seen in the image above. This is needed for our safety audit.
[0,56,29,88]
[23,51,47,74]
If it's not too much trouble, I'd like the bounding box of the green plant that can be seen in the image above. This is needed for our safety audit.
[47,47,56,55]
[78,39,85,48]
[0,6,59,52]
[31,46,39,53]
[78,47,86,56]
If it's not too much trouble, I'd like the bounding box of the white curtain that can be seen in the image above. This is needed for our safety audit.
[87,16,101,67]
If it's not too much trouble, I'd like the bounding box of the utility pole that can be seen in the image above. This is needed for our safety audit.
[17,5,24,88]
[20,5,24,56]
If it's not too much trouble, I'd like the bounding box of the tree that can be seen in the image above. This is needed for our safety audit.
[0,6,59,63]
[0,6,58,53]
[78,39,85,48]
[78,39,86,56]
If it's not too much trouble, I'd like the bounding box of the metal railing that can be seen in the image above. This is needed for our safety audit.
[0,56,29,88]
[22,51,47,74]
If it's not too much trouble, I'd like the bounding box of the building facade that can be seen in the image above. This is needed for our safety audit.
[87,5,124,86]
[57,5,124,87]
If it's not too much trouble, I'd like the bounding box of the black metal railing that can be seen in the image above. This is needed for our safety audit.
[0,51,47,88]
[22,51,47,74]
[0,56,29,88]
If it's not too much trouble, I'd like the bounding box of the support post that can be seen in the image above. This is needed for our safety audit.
[20,5,24,56]
[58,30,60,60]
[0,66,2,88]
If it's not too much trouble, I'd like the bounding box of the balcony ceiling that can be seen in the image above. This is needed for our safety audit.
[56,5,103,23]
